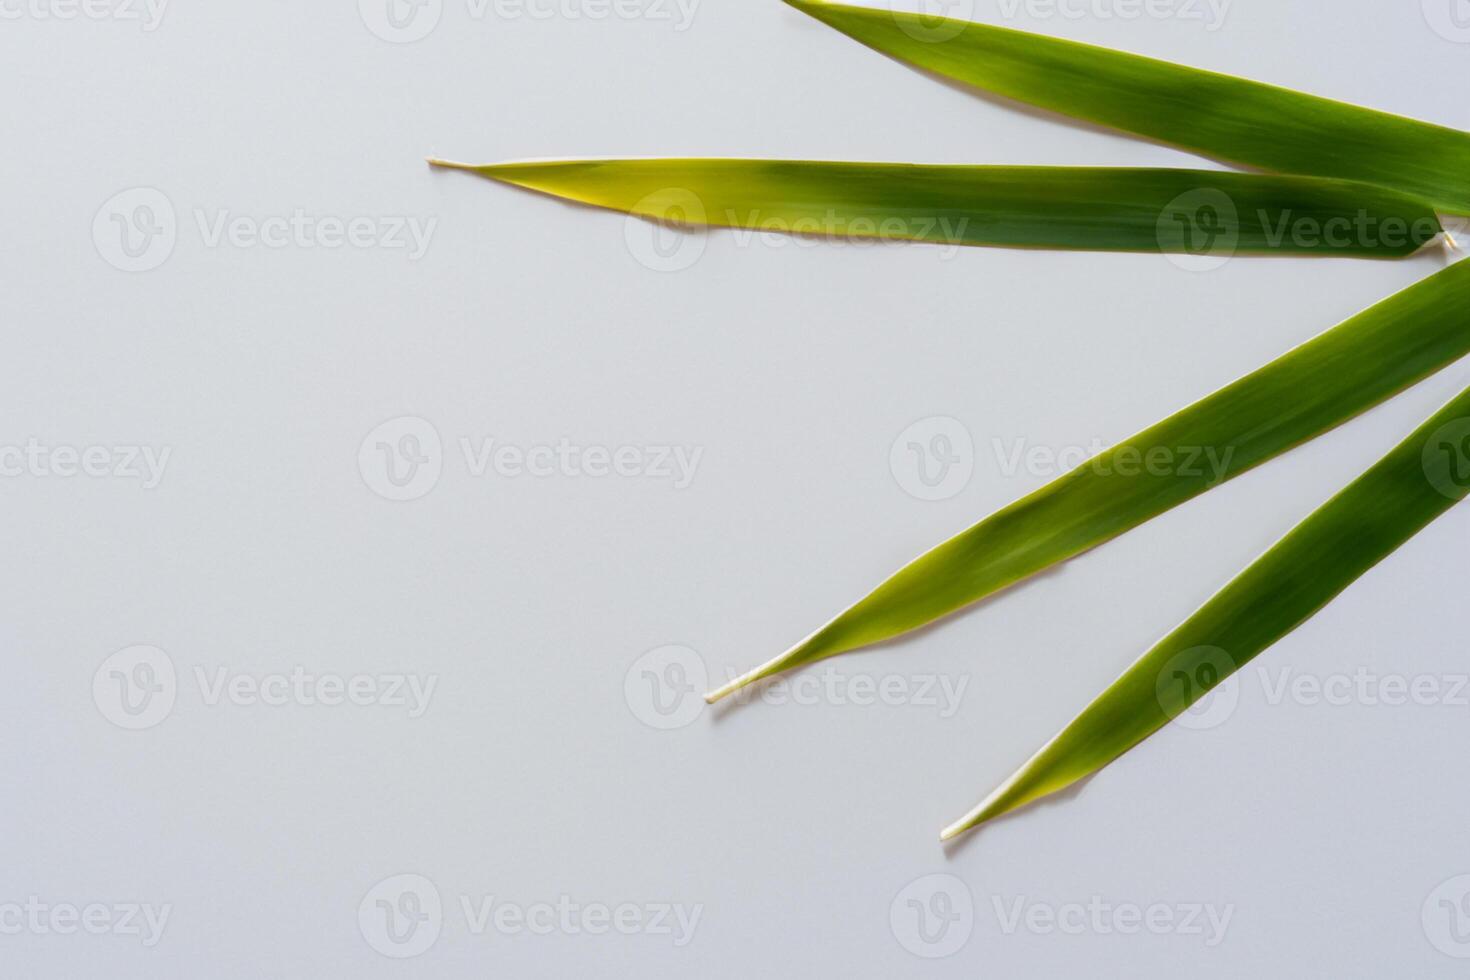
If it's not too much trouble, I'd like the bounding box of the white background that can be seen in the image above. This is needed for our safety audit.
[4,0,1470,975]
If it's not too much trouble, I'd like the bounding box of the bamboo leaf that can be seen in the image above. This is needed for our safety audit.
[782,0,1470,215]
[428,158,1442,257]
[708,259,1470,703]
[942,381,1470,840]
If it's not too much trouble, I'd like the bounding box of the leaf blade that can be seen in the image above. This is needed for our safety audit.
[782,0,1470,215]
[709,259,1470,702]
[430,158,1442,256]
[942,381,1470,839]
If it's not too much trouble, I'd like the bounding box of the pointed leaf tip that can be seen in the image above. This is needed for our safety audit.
[426,158,479,172]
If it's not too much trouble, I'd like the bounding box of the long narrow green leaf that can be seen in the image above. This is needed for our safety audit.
[428,158,1441,256]
[708,259,1470,703]
[783,0,1470,215]
[942,382,1470,840]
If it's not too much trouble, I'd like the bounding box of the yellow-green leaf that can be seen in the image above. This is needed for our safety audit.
[942,381,1470,840]
[429,158,1443,257]
[709,259,1470,703]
